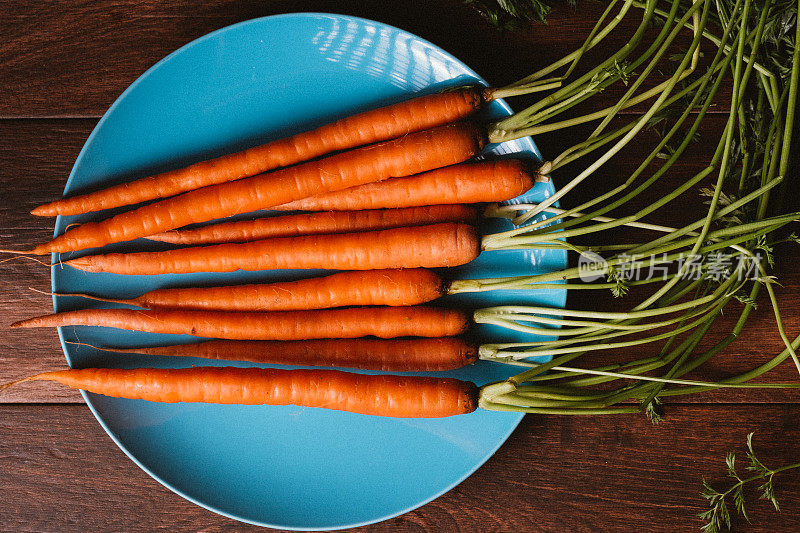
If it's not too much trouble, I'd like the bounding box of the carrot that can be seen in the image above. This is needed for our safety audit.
[60,269,447,311]
[145,204,478,245]
[0,367,479,417]
[10,306,471,340]
[272,159,535,212]
[31,88,489,217]
[98,337,478,371]
[63,223,480,275]
[29,122,485,254]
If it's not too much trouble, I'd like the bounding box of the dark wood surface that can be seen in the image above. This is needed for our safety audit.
[1,1,798,531]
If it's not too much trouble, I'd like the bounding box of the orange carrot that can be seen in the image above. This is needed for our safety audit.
[11,306,471,340]
[1,367,479,417]
[273,159,534,211]
[63,223,481,275]
[31,88,488,217]
[61,269,447,311]
[29,122,485,254]
[100,337,478,371]
[145,204,478,245]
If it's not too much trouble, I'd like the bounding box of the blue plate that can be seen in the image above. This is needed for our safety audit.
[51,14,566,530]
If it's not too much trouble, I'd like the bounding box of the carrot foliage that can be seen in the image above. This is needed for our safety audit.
[465,0,577,28]
[473,0,800,440]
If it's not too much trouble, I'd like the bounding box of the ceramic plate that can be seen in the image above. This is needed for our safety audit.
[51,13,566,530]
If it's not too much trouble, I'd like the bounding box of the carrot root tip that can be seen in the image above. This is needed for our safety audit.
[28,287,55,297]
[64,340,108,351]
[30,205,55,216]
[0,254,48,267]
[0,376,36,393]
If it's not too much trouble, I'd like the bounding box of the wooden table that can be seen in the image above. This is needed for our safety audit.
[2,2,799,531]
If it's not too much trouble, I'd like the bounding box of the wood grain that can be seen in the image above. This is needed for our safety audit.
[2,404,799,532]
[0,0,731,118]
[0,119,97,402]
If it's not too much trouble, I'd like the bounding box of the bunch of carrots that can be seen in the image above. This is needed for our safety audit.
[5,0,800,422]
[2,78,560,418]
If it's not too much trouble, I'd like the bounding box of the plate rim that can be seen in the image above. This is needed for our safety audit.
[50,12,565,530]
